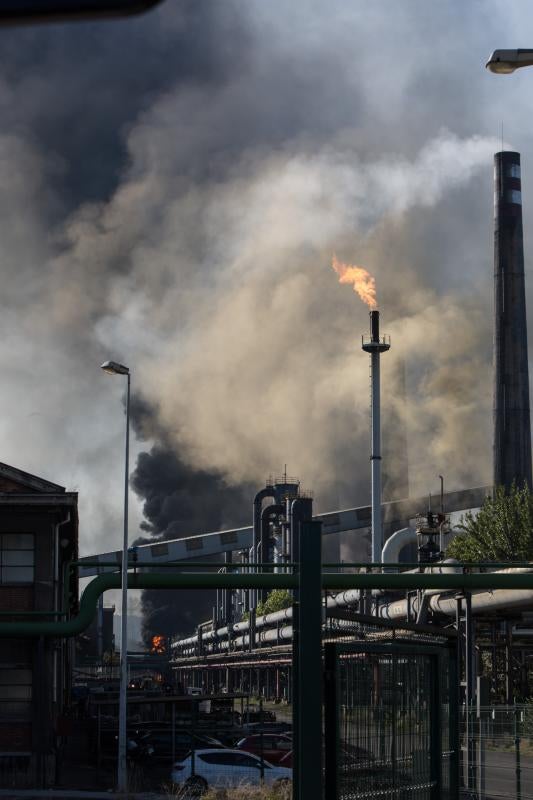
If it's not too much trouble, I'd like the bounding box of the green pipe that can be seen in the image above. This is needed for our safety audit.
[77,561,297,569]
[4,570,533,638]
[323,562,533,569]
[0,573,297,638]
[0,611,67,617]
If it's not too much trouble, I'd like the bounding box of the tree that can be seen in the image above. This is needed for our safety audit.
[256,589,293,617]
[446,483,533,562]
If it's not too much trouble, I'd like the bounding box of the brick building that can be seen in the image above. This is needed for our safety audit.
[0,463,78,787]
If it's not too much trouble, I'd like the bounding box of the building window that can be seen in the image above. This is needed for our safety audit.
[0,535,34,584]
[0,669,32,720]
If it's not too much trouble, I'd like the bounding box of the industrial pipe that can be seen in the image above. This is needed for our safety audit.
[251,486,276,608]
[381,527,416,565]
[5,570,533,638]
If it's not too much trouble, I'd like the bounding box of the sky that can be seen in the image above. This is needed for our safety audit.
[1,1,533,588]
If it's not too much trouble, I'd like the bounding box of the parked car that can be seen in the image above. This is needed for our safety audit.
[93,728,155,763]
[241,707,276,724]
[171,748,292,792]
[240,720,292,736]
[236,733,293,765]
[140,729,226,762]
[279,742,373,770]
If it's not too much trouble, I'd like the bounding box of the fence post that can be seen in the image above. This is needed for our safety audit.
[448,641,460,800]
[294,519,323,800]
[515,705,522,800]
[324,643,338,800]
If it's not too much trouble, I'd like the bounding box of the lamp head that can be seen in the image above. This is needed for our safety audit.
[101,360,130,376]
[486,49,533,74]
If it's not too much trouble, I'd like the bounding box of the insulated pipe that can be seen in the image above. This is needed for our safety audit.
[381,527,416,566]
[186,625,295,653]
[259,505,284,604]
[172,606,295,650]
[7,570,533,638]
[430,588,533,617]
[379,567,533,620]
[251,487,276,608]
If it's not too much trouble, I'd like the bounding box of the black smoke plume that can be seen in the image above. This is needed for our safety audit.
[130,397,253,641]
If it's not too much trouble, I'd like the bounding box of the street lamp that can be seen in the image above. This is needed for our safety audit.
[486,49,533,74]
[101,359,131,793]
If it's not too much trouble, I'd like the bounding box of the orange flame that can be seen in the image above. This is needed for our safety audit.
[331,254,377,309]
[150,634,167,654]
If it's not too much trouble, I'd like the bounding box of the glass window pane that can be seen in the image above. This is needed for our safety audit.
[237,754,260,767]
[0,670,32,685]
[2,552,34,567]
[0,701,32,720]
[1,535,34,550]
[0,686,31,700]
[1,567,34,583]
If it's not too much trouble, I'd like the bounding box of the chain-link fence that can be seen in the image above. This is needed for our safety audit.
[325,642,458,800]
[461,705,533,800]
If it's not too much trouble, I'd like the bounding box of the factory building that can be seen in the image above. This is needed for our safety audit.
[0,463,78,788]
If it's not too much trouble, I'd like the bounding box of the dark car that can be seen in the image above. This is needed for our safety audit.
[139,728,226,762]
[241,708,276,724]
[93,728,155,763]
[236,733,293,765]
[241,720,292,736]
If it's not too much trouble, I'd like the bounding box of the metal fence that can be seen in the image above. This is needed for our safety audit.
[462,705,533,800]
[80,692,294,795]
[324,638,458,800]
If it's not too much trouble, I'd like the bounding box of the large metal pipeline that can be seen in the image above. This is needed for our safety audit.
[177,625,294,656]
[251,486,276,608]
[172,607,294,650]
[382,527,416,565]
[379,567,533,620]
[173,565,533,653]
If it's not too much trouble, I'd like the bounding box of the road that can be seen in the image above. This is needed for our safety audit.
[470,748,533,799]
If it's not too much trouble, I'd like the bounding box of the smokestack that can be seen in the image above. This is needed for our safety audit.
[362,310,391,562]
[493,151,532,490]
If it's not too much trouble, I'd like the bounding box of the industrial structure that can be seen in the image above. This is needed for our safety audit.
[494,151,532,490]
[165,151,533,733]
[1,150,533,799]
[0,463,78,787]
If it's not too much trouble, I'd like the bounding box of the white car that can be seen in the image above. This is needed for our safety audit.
[171,748,292,792]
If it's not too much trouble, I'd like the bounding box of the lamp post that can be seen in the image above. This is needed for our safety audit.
[101,360,130,793]
[486,49,533,74]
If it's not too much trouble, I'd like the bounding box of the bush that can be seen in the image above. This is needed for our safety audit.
[256,590,293,617]
[446,483,533,562]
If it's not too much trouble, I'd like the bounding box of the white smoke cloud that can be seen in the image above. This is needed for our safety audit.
[0,0,530,561]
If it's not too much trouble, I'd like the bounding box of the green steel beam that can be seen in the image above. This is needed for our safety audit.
[3,570,533,638]
[296,521,323,800]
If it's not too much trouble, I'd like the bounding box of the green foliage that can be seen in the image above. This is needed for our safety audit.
[446,483,533,562]
[256,589,293,617]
